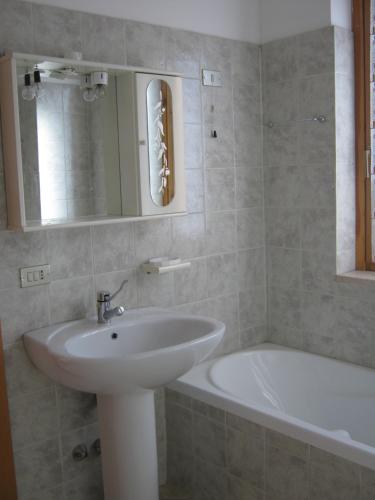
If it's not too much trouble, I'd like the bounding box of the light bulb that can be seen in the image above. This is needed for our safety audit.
[82,88,97,102]
[33,69,45,99]
[95,84,106,99]
[21,73,36,101]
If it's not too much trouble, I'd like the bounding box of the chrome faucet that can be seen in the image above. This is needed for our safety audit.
[97,279,128,324]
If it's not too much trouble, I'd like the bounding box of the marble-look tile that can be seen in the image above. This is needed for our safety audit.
[81,13,125,64]
[201,35,232,86]
[92,222,135,273]
[268,287,301,330]
[263,80,298,125]
[184,123,203,169]
[203,294,239,340]
[4,342,53,397]
[301,209,336,254]
[205,211,236,255]
[47,227,92,280]
[94,268,137,310]
[56,385,97,432]
[267,247,301,289]
[14,438,62,498]
[301,250,335,293]
[237,208,264,250]
[264,166,301,208]
[165,28,202,78]
[266,446,308,500]
[192,400,225,423]
[61,423,100,482]
[301,292,335,336]
[134,218,172,265]
[203,86,235,169]
[226,413,264,440]
[18,485,64,500]
[183,79,201,124]
[231,41,260,87]
[262,36,298,83]
[166,388,192,409]
[172,213,205,259]
[227,474,263,500]
[298,26,334,77]
[235,168,263,209]
[166,402,193,452]
[240,325,268,349]
[125,20,166,69]
[63,466,103,500]
[193,459,226,500]
[174,258,207,305]
[361,466,375,500]
[166,446,193,491]
[205,168,235,212]
[193,413,226,467]
[298,74,335,120]
[9,387,59,450]
[0,230,47,289]
[206,253,237,297]
[226,426,264,488]
[263,123,298,167]
[137,271,174,307]
[238,287,266,330]
[0,286,50,344]
[49,276,95,324]
[233,84,261,128]
[234,124,262,167]
[269,325,304,350]
[237,248,266,291]
[32,3,82,57]
[310,447,360,500]
[298,119,335,165]
[266,207,300,249]
[266,429,308,459]
[0,0,33,53]
[299,165,335,210]
[186,169,204,213]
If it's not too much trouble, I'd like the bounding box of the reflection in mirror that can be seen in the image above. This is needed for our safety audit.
[146,79,175,207]
[17,65,121,223]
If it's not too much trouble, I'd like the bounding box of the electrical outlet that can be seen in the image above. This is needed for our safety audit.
[20,265,50,288]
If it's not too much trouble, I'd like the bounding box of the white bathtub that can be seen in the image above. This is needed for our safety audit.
[169,343,375,470]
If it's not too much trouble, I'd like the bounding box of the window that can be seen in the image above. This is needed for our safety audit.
[354,0,375,269]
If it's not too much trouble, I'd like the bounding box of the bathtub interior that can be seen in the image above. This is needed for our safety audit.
[208,346,375,448]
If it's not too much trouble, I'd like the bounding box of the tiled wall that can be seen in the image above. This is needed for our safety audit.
[263,26,375,369]
[0,0,265,498]
[166,389,375,500]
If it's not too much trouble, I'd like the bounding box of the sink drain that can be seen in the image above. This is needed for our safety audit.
[111,333,118,339]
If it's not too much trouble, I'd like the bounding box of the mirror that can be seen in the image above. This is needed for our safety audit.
[146,79,175,207]
[17,64,122,223]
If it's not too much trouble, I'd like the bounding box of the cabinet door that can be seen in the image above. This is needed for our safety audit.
[136,73,186,216]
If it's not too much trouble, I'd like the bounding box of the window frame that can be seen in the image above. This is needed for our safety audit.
[354,0,374,270]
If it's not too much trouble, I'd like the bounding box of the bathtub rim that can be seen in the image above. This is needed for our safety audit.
[168,342,375,471]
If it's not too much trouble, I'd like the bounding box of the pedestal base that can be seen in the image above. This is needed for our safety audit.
[97,391,159,500]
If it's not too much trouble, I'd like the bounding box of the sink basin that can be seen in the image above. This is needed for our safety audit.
[23,307,224,500]
[24,307,224,394]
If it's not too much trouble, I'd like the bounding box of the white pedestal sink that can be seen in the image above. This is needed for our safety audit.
[23,308,224,500]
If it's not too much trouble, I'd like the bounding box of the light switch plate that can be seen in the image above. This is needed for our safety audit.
[20,264,51,288]
[202,69,223,87]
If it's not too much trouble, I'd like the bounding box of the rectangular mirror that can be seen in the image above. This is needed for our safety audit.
[17,63,122,224]
[0,53,186,231]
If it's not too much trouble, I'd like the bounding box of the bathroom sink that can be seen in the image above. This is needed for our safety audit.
[24,306,224,500]
[23,307,224,394]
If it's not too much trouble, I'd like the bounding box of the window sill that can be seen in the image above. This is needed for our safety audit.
[335,271,375,284]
